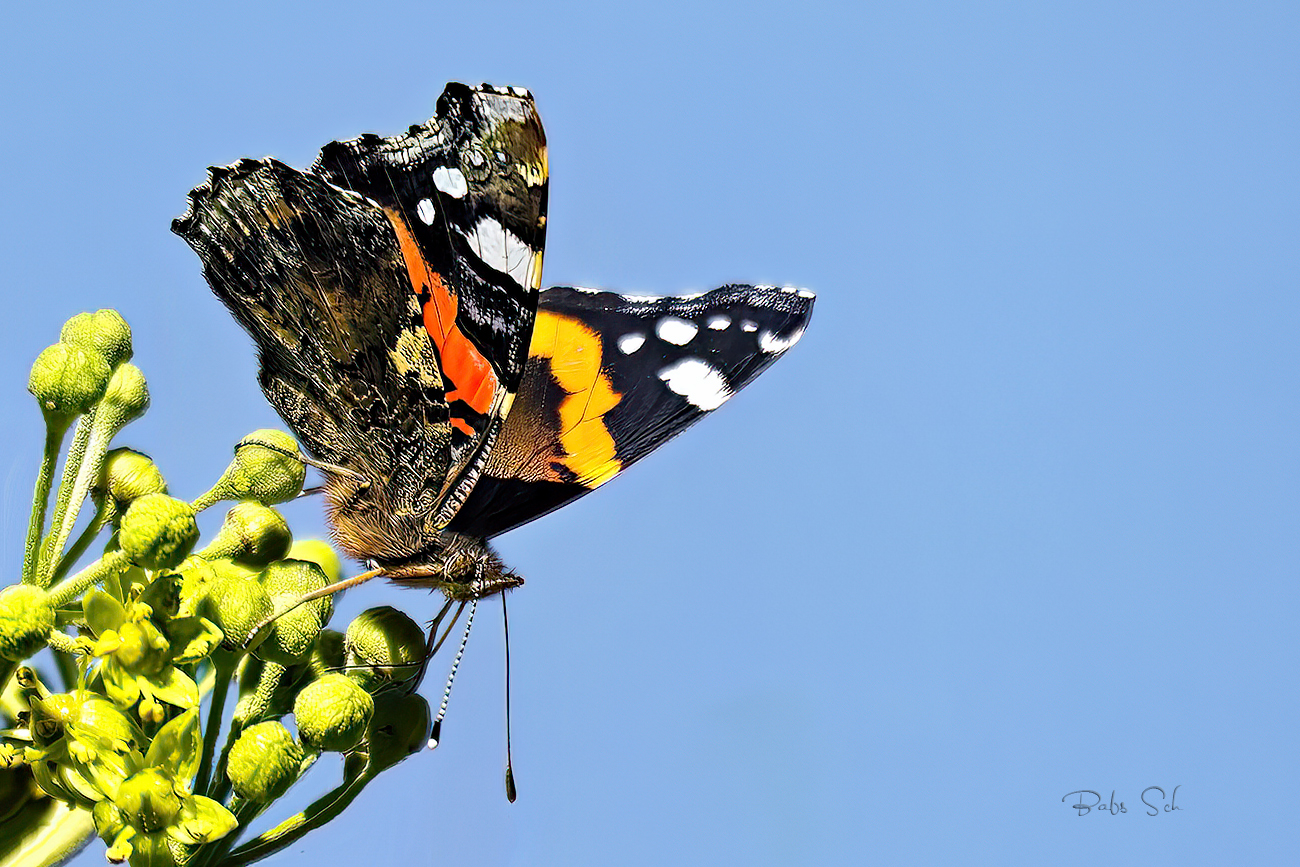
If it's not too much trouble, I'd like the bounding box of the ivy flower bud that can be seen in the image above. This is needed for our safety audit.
[28,343,111,425]
[345,606,426,689]
[98,362,150,427]
[255,560,331,666]
[59,309,132,370]
[293,673,373,752]
[201,575,273,650]
[307,628,346,679]
[0,584,55,660]
[193,430,305,511]
[287,540,341,584]
[114,768,182,833]
[119,494,200,571]
[226,721,304,802]
[110,620,171,677]
[94,448,168,514]
[198,502,292,567]
[366,692,432,773]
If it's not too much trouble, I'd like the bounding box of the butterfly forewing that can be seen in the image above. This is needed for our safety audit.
[313,83,548,519]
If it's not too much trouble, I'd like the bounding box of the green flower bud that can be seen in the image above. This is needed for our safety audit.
[287,539,342,584]
[94,448,168,514]
[198,502,292,567]
[59,309,132,370]
[28,342,111,424]
[114,768,181,832]
[119,494,199,570]
[293,673,373,752]
[226,721,304,802]
[255,560,331,666]
[171,556,218,618]
[366,692,432,773]
[0,584,55,660]
[110,620,171,676]
[98,362,149,426]
[308,628,346,679]
[193,430,305,510]
[345,606,426,689]
[201,575,273,649]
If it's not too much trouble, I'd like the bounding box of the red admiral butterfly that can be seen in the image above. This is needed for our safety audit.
[174,82,813,604]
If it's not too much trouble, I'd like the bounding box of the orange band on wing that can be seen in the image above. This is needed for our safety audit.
[385,209,498,417]
[530,310,623,487]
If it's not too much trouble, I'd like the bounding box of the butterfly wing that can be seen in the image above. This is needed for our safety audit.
[448,284,815,538]
[174,83,548,563]
[312,83,548,523]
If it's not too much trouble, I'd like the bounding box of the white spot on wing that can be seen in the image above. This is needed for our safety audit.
[706,314,731,331]
[432,166,469,198]
[416,198,436,225]
[740,320,758,332]
[459,216,535,289]
[656,316,698,346]
[657,358,732,411]
[797,288,816,299]
[618,333,646,354]
[758,327,805,353]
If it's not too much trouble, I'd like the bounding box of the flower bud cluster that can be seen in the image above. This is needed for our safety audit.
[2,309,438,866]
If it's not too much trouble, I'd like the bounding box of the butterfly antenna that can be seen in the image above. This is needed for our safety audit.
[428,599,475,750]
[503,593,517,802]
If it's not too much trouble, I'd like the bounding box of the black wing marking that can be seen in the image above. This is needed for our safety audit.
[448,284,814,538]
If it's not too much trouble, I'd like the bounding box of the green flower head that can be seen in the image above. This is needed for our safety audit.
[0,584,55,661]
[294,673,374,753]
[119,495,199,571]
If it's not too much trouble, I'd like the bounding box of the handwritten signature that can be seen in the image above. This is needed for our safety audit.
[1062,786,1182,816]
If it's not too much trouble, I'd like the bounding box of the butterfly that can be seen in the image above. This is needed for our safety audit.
[173,82,813,605]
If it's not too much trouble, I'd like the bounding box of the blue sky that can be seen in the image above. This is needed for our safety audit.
[3,1,1298,864]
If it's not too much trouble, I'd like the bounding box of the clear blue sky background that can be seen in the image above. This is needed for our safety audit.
[3,2,1297,864]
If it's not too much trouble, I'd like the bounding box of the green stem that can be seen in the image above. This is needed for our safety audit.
[22,419,70,585]
[196,651,237,798]
[44,631,82,655]
[223,767,371,866]
[38,413,93,585]
[40,407,122,587]
[49,501,113,585]
[0,658,17,698]
[192,796,261,867]
[47,550,131,608]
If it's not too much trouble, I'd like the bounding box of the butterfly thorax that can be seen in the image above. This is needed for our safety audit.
[323,473,521,601]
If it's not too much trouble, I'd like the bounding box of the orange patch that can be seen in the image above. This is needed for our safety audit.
[529,310,623,487]
[385,209,498,419]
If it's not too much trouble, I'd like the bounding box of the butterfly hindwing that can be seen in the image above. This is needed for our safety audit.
[448,284,815,538]
[173,157,453,517]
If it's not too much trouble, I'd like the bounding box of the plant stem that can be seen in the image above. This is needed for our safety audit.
[40,407,120,587]
[223,768,371,866]
[38,413,93,586]
[47,550,131,608]
[49,502,113,585]
[21,420,70,585]
[196,651,237,798]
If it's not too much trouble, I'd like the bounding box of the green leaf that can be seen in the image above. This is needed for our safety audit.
[101,661,141,708]
[0,795,95,867]
[145,668,198,712]
[168,795,237,846]
[142,709,199,780]
[83,590,125,638]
